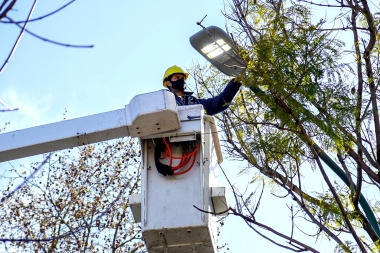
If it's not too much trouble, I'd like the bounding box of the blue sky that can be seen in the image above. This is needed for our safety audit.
[0,1,341,252]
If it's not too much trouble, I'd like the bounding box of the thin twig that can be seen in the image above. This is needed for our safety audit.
[0,175,134,242]
[0,98,19,112]
[0,153,52,204]
[8,17,94,48]
[1,0,75,24]
[0,0,38,74]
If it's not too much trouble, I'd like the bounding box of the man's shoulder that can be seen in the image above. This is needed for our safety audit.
[183,92,199,105]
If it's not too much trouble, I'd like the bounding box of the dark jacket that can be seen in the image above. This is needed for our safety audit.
[169,79,241,116]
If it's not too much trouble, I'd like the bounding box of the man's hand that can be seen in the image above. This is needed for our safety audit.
[234,73,244,83]
[233,76,241,83]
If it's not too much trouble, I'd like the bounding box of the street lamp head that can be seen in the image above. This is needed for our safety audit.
[190,26,247,76]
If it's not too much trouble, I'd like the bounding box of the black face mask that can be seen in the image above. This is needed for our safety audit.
[170,78,186,92]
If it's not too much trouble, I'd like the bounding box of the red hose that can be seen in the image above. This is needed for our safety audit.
[173,144,200,174]
[162,137,173,167]
[171,150,197,159]
[174,148,198,175]
[171,144,199,170]
[159,137,200,175]
[171,152,191,171]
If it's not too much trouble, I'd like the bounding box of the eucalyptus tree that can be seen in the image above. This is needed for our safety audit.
[190,0,379,251]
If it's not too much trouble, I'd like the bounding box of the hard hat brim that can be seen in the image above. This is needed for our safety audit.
[163,72,189,87]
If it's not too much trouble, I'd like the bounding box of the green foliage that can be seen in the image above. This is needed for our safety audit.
[192,0,380,251]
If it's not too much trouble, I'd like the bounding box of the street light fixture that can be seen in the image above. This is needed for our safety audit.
[190,26,247,76]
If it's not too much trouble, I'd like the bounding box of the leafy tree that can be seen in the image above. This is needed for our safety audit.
[190,0,379,251]
[1,2,145,251]
[0,138,145,252]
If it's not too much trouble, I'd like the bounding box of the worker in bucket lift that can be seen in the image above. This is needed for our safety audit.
[155,65,241,176]
[163,65,241,116]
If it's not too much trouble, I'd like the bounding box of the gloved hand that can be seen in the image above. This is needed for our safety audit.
[233,72,245,83]
[154,138,174,176]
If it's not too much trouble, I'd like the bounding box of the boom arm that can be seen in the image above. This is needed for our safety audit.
[0,90,180,162]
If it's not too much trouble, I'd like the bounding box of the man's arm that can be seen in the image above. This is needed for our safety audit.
[197,78,241,116]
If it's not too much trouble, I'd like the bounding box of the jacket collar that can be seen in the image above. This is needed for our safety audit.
[166,88,194,97]
[183,91,194,96]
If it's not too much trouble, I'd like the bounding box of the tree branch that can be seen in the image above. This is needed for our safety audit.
[6,17,94,48]
[0,0,37,74]
[1,0,75,24]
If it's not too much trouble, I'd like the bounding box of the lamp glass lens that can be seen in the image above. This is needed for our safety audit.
[201,39,231,59]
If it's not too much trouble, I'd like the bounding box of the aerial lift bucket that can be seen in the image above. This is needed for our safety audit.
[129,105,228,253]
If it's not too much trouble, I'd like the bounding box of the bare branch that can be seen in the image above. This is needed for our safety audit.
[6,17,94,48]
[0,98,19,112]
[0,153,52,205]
[0,0,17,20]
[1,0,75,24]
[0,0,37,74]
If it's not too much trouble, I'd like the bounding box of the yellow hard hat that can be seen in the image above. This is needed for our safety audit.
[162,65,189,87]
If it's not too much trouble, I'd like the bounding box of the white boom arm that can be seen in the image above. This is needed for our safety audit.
[0,90,180,163]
